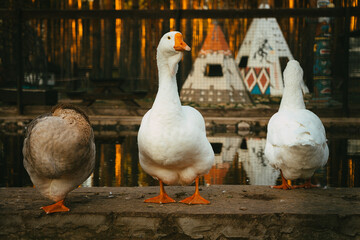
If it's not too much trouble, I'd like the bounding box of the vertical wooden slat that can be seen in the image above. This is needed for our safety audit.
[343,1,350,116]
[15,0,24,114]
[92,0,100,78]
[103,0,115,79]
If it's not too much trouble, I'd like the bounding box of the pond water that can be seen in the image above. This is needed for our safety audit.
[1,130,359,188]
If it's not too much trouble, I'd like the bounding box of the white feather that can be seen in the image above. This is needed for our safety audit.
[138,32,214,185]
[265,60,329,180]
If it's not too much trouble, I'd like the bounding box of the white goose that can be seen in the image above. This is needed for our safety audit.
[265,60,329,189]
[23,104,95,213]
[138,31,214,204]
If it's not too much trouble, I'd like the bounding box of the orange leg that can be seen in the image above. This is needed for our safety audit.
[144,180,176,204]
[180,177,210,205]
[41,199,70,214]
[271,170,294,190]
[293,178,319,189]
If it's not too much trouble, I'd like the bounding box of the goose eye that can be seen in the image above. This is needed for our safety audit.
[167,36,171,40]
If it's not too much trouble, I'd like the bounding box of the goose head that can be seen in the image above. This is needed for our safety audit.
[157,31,191,76]
[283,60,309,94]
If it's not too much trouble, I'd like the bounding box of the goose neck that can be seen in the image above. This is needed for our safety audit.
[152,54,181,110]
[279,84,305,111]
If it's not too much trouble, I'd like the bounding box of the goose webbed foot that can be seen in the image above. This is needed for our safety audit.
[41,199,70,214]
[144,180,176,204]
[180,177,210,205]
[293,179,319,189]
[271,170,295,190]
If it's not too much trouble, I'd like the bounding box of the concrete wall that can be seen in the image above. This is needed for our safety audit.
[1,186,360,239]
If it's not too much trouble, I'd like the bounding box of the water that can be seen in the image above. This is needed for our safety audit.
[1,130,359,188]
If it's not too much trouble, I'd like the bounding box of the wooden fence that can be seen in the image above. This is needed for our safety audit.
[0,7,359,114]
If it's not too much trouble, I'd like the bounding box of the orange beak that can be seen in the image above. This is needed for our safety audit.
[174,33,191,52]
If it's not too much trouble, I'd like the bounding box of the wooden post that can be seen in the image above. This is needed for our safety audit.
[104,0,115,80]
[312,0,333,101]
[92,0,101,79]
[342,2,350,117]
[15,0,24,115]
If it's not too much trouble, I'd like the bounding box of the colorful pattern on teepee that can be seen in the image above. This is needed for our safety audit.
[243,67,271,95]
[235,3,294,96]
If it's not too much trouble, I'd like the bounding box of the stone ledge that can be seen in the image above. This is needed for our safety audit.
[0,186,360,239]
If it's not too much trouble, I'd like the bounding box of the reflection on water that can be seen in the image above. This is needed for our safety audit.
[204,136,279,186]
[90,137,157,187]
[1,133,360,188]
[239,138,279,186]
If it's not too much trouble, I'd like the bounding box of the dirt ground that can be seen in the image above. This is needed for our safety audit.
[1,185,360,240]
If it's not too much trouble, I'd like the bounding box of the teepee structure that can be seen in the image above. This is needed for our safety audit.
[235,3,294,96]
[180,22,251,105]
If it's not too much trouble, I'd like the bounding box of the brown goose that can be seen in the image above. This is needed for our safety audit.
[23,103,95,213]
